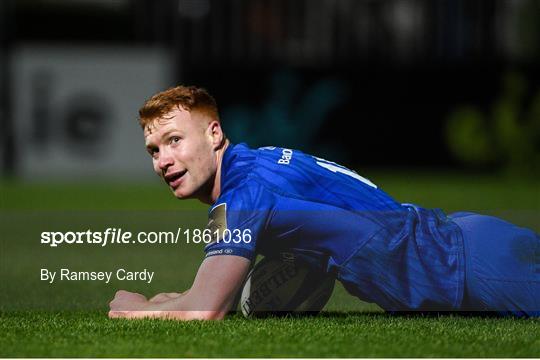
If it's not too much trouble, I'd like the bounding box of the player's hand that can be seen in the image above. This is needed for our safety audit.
[148,291,185,303]
[108,290,155,319]
[108,290,192,320]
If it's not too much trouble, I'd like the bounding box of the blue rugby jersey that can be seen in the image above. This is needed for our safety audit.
[204,143,465,311]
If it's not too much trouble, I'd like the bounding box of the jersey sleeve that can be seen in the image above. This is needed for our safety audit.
[204,182,271,260]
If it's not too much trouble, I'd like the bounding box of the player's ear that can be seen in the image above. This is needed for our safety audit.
[207,120,224,149]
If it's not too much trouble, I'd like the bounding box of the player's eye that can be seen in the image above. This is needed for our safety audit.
[147,147,159,158]
[169,136,181,145]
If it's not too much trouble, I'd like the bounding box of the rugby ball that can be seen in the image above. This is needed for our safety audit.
[240,256,335,318]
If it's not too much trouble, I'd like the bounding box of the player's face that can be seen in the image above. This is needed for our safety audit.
[144,107,219,201]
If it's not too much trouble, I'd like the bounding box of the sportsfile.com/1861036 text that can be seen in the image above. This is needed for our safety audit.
[39,228,252,247]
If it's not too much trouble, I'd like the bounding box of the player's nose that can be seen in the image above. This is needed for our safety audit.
[157,150,174,171]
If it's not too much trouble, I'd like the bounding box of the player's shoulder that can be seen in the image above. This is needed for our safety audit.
[220,143,298,191]
[221,143,325,201]
[215,143,269,210]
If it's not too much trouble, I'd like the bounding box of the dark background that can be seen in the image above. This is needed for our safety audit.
[2,0,539,177]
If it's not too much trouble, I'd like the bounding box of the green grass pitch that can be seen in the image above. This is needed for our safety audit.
[1,172,539,357]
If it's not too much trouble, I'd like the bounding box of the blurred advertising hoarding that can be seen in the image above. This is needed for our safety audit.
[10,46,173,181]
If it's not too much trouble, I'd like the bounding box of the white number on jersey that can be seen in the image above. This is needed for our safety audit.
[314,157,377,189]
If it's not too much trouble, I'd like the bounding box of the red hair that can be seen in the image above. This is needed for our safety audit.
[138,86,219,130]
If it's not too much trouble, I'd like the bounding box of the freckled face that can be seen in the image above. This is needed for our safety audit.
[144,108,218,200]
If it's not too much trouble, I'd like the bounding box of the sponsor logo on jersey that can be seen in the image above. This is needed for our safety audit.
[278,148,293,165]
[206,203,228,245]
[206,249,224,256]
[206,248,236,257]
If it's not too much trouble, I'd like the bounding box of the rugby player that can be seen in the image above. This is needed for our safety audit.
[108,86,539,320]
